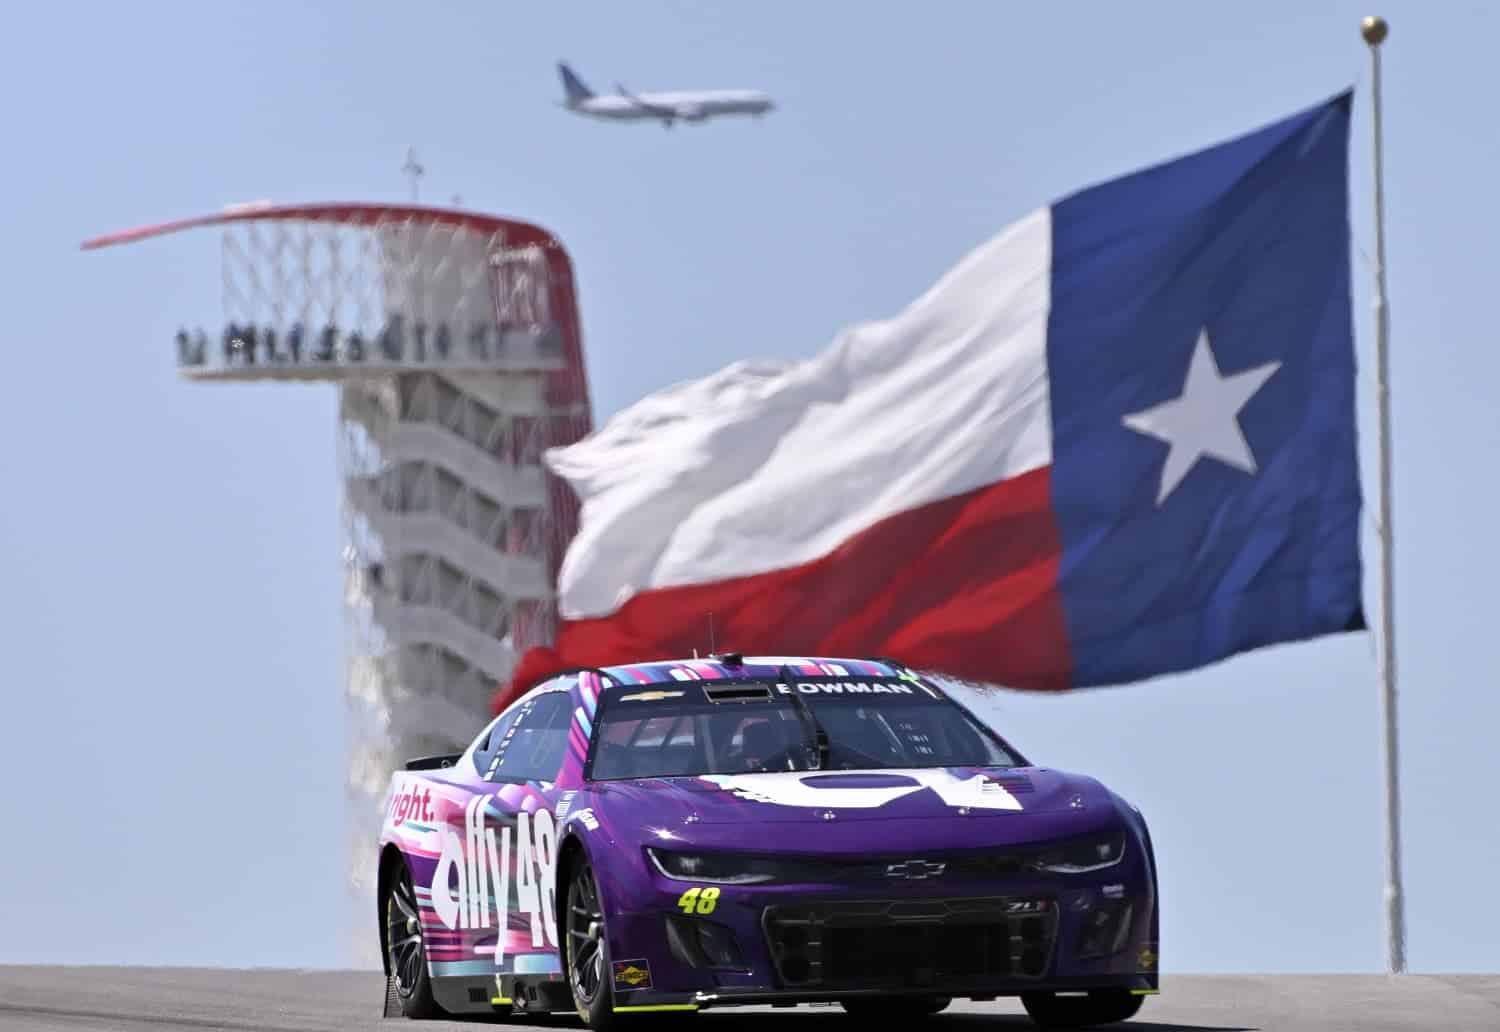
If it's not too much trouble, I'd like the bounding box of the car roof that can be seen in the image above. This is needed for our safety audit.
[596,655,907,684]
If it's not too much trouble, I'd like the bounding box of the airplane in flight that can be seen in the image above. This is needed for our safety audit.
[557,61,774,127]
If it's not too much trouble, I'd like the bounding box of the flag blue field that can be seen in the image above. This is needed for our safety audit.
[1048,88,1364,686]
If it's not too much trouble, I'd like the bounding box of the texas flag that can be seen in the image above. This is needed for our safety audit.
[504,91,1364,704]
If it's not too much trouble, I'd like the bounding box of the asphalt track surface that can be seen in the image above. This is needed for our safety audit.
[0,968,1497,1031]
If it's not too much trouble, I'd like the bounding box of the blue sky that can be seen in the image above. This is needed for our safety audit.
[2,1,1496,972]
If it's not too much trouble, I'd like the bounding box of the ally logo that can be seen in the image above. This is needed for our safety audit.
[429,797,560,963]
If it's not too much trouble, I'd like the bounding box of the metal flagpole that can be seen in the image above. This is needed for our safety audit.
[1361,13,1406,975]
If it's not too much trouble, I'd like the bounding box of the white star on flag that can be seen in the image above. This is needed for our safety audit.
[1123,329,1281,506]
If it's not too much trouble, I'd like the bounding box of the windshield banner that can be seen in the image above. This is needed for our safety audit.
[770,677,934,698]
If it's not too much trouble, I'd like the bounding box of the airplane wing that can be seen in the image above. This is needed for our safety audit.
[614,82,682,121]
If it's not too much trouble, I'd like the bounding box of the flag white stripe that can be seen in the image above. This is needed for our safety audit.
[548,206,1054,621]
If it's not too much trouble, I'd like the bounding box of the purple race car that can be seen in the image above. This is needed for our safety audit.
[375,655,1159,1027]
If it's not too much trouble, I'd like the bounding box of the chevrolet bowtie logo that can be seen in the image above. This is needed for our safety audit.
[884,859,947,880]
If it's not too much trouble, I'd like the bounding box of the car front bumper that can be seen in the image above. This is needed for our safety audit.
[605,866,1159,1009]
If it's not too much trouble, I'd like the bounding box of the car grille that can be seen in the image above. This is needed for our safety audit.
[847,850,1039,880]
[763,897,1057,990]
[729,849,1047,883]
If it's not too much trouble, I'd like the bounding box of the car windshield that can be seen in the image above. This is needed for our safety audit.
[588,675,1020,780]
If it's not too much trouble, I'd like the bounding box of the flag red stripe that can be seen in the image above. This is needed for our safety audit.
[552,466,1071,690]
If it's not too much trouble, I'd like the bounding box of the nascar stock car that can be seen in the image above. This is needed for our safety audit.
[375,655,1159,1027]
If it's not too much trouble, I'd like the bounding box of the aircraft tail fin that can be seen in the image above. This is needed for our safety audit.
[558,62,594,103]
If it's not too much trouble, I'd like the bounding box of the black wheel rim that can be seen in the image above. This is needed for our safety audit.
[567,862,605,1005]
[386,870,425,999]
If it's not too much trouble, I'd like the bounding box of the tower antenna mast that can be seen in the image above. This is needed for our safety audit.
[403,147,425,203]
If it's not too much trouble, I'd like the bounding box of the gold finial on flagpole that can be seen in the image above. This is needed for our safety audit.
[1361,15,1388,45]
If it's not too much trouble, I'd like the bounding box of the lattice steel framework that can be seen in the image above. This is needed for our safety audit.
[83,204,593,966]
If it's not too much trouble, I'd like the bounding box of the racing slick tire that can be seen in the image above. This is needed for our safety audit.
[383,862,443,1019]
[839,995,951,1019]
[1020,988,1143,1027]
[565,854,622,1029]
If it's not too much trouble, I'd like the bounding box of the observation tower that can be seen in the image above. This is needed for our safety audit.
[83,202,593,953]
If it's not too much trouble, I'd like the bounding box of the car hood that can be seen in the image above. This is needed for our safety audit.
[591,766,1112,828]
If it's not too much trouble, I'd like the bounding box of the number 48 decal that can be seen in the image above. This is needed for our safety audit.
[676,886,720,915]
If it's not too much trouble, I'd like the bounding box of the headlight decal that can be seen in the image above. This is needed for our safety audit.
[1033,832,1126,874]
[646,847,780,885]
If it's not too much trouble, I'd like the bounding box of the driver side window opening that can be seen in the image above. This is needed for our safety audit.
[483,691,574,784]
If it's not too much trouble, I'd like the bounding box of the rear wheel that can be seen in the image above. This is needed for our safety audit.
[384,863,441,1019]
[565,855,618,1028]
[1021,989,1143,1027]
[840,995,951,1019]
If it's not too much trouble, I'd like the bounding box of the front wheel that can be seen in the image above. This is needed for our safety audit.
[1021,989,1143,1027]
[841,995,951,1019]
[565,855,619,1028]
[383,863,441,1019]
